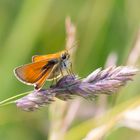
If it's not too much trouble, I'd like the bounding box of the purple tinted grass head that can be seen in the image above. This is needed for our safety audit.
[16,66,139,111]
[16,90,56,111]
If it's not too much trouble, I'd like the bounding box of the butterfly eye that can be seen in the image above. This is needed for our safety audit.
[62,54,66,60]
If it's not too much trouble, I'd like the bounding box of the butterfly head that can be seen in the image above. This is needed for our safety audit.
[60,50,70,61]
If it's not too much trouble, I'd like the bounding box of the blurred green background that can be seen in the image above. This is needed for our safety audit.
[0,0,140,140]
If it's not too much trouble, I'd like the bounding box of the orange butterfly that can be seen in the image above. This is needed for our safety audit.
[14,50,72,90]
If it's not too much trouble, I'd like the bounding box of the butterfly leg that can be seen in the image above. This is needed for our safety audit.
[50,71,56,87]
[71,62,75,75]
[50,63,60,87]
[66,68,70,75]
[60,67,64,77]
[54,70,58,84]
[50,77,54,87]
[68,62,75,76]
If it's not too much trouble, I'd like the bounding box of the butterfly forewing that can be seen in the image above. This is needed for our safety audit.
[32,53,60,62]
[14,60,58,87]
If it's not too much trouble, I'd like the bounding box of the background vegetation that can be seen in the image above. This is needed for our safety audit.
[0,0,140,140]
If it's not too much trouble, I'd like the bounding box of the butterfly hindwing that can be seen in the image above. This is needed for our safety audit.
[34,63,58,89]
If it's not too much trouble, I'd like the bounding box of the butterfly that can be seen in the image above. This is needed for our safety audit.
[14,50,72,90]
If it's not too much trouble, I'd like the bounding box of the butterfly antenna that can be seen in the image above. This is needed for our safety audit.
[67,41,78,52]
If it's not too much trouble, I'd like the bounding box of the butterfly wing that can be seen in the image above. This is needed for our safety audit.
[34,64,58,89]
[32,53,60,62]
[14,59,58,89]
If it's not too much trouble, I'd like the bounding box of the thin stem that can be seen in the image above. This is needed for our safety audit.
[0,91,31,106]
[0,101,15,107]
